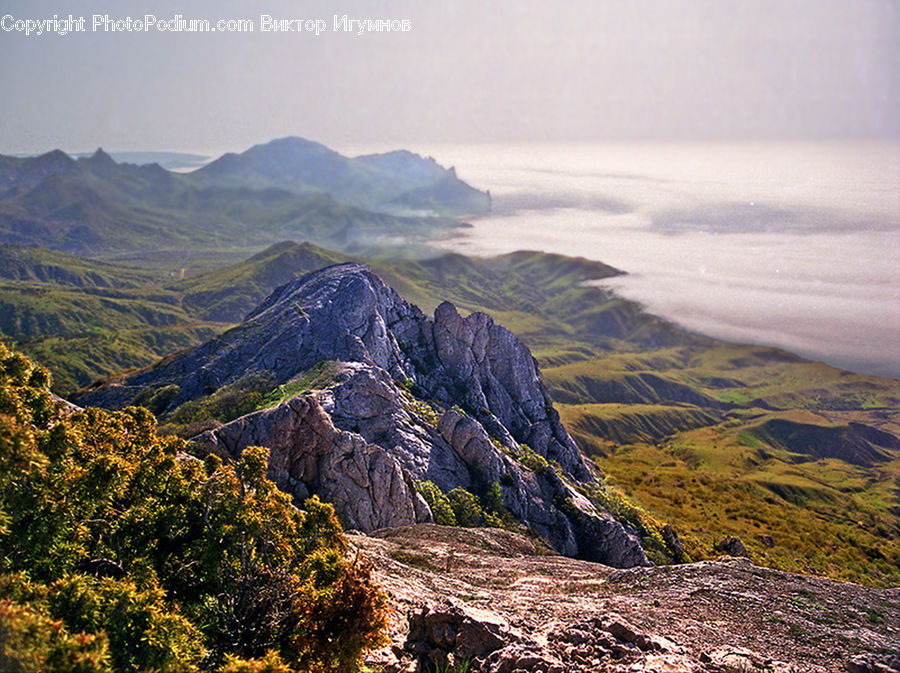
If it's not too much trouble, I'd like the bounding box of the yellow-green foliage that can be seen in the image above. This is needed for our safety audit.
[254,361,341,411]
[0,344,388,672]
[516,443,549,473]
[416,481,509,530]
[221,650,293,672]
[577,481,686,565]
[158,370,277,437]
[592,436,900,587]
[489,437,550,474]
[402,393,442,427]
[447,488,485,527]
[416,481,457,526]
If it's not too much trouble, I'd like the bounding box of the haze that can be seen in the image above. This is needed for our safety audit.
[1,0,898,154]
[430,141,900,378]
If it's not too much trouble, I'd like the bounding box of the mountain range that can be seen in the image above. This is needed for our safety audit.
[0,138,489,256]
[1,136,899,672]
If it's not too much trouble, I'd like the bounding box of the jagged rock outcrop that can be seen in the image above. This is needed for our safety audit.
[75,263,648,566]
[194,392,431,532]
[192,360,646,566]
[76,264,588,478]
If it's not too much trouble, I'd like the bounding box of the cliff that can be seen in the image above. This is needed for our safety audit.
[74,264,649,566]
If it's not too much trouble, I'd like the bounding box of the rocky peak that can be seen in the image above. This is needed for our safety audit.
[427,301,589,481]
[74,263,647,566]
[80,148,119,178]
[86,147,115,165]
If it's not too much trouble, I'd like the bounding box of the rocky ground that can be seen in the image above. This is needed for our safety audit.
[352,525,900,673]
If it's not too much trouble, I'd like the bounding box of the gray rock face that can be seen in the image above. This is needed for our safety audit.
[73,264,585,479]
[76,263,648,567]
[425,302,590,481]
[193,392,431,532]
[74,264,432,409]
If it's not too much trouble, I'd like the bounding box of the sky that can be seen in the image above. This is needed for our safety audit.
[0,0,897,154]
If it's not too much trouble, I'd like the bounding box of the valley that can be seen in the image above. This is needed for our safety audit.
[1,139,898,673]
[2,228,898,588]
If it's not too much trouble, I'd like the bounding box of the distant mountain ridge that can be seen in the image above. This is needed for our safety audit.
[0,138,488,255]
[193,136,491,216]
[71,150,210,171]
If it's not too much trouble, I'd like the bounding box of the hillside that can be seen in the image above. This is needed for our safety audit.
[0,143,473,256]
[192,137,491,216]
[3,240,899,587]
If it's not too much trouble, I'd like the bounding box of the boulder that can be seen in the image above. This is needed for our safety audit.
[715,536,749,558]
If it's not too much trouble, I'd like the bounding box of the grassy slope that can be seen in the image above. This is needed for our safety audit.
[0,152,454,256]
[2,240,899,585]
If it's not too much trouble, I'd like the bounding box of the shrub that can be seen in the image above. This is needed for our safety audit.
[447,488,485,527]
[516,443,549,473]
[0,594,112,673]
[159,370,277,437]
[0,344,388,672]
[416,481,457,526]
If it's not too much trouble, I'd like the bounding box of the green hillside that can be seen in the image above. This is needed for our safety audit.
[0,149,455,256]
[1,240,898,586]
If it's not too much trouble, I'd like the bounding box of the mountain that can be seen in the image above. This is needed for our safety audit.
[0,241,629,393]
[70,150,211,170]
[0,145,462,255]
[192,137,491,216]
[73,263,653,566]
[6,240,900,585]
[172,240,353,322]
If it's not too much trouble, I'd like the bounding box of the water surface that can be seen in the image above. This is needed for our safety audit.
[407,142,900,378]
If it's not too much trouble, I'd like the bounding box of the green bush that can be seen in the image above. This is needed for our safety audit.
[447,488,485,527]
[158,370,277,436]
[416,481,511,531]
[0,343,388,673]
[416,481,457,526]
[516,443,549,473]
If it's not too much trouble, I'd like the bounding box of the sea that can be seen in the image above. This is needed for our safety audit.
[383,141,900,379]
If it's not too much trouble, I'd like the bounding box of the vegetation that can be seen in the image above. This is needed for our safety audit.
[2,237,898,586]
[415,481,511,530]
[158,371,277,437]
[416,481,457,526]
[576,480,688,565]
[253,362,341,411]
[0,344,387,671]
[582,431,900,587]
[513,443,550,474]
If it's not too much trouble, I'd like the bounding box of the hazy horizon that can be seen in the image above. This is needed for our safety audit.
[432,141,900,379]
[1,0,898,154]
[2,1,897,376]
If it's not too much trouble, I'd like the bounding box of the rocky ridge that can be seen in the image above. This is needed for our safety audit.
[355,525,900,673]
[75,264,648,566]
